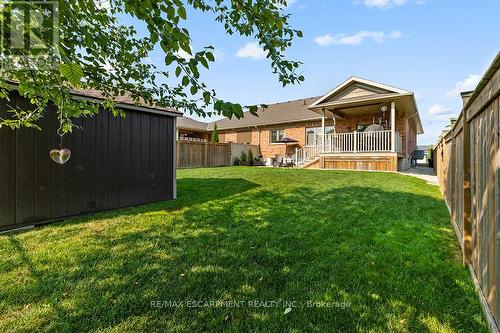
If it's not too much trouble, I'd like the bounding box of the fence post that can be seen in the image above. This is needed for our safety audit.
[204,142,208,167]
[295,147,298,164]
[462,109,472,263]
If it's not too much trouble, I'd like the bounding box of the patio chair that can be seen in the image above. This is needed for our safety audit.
[272,154,283,167]
[281,156,294,168]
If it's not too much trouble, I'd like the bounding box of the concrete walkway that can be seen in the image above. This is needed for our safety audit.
[400,165,438,186]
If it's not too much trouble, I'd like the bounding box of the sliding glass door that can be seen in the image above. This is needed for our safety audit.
[306,126,334,145]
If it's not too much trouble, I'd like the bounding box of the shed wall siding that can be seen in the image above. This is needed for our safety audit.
[0,91,176,231]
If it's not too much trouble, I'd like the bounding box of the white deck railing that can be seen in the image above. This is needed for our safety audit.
[295,137,321,165]
[295,130,403,165]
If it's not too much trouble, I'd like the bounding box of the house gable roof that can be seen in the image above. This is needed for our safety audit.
[309,76,410,109]
[308,76,423,134]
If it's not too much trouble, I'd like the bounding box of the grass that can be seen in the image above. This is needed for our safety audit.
[0,167,487,332]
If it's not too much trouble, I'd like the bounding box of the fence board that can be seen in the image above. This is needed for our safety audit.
[434,54,500,331]
[177,141,231,169]
[495,95,500,322]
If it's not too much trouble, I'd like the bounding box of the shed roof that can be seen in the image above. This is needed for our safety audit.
[70,88,181,115]
[3,79,182,117]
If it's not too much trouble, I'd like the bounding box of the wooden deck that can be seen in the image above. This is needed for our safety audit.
[301,152,401,172]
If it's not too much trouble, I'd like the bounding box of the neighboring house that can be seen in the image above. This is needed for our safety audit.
[178,77,423,172]
[177,117,211,142]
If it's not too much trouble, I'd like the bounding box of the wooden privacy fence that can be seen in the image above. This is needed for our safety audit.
[433,53,500,332]
[177,141,231,168]
[176,141,260,168]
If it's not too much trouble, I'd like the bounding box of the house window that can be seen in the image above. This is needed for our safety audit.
[306,126,334,145]
[270,129,285,143]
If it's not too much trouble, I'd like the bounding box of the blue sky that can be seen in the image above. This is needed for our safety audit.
[142,0,499,145]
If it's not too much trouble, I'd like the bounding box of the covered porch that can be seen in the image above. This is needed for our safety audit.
[295,77,423,171]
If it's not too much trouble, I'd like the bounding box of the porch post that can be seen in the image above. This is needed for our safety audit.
[390,101,396,153]
[321,108,325,152]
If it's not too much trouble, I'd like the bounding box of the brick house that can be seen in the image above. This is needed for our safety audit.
[177,77,423,172]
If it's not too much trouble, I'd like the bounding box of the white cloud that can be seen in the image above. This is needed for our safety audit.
[364,0,406,8]
[314,34,335,46]
[314,31,402,46]
[236,42,267,60]
[445,74,480,98]
[357,0,425,9]
[428,104,454,116]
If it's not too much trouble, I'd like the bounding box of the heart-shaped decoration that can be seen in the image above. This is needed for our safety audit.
[50,148,71,165]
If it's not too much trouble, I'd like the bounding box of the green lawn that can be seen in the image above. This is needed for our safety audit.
[0,167,487,332]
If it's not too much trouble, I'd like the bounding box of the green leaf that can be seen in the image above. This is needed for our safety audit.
[165,54,175,66]
[205,52,215,62]
[190,85,198,95]
[179,43,192,56]
[177,5,187,19]
[166,5,175,19]
[200,57,209,69]
[203,91,211,104]
[248,105,259,116]
[214,100,224,112]
[232,103,243,119]
[59,63,84,87]
[182,76,189,86]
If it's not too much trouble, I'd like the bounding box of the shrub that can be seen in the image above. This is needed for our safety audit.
[248,149,254,163]
[233,157,240,166]
[240,151,247,162]
[210,123,219,143]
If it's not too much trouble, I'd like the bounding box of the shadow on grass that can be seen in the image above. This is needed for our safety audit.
[0,176,488,332]
[36,177,261,230]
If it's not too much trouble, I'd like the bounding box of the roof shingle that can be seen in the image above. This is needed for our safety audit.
[178,96,324,131]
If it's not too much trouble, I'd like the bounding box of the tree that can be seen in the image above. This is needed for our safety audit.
[210,123,219,143]
[0,0,304,132]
